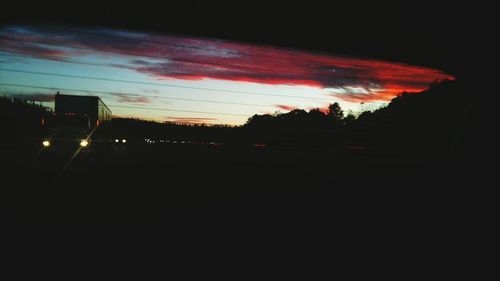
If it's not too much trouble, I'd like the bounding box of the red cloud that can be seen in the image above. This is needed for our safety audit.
[0,38,68,60]
[275,104,298,111]
[0,25,455,103]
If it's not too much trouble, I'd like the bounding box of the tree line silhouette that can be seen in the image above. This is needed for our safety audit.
[0,97,53,145]
[1,79,471,157]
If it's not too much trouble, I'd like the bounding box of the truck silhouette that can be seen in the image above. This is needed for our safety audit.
[42,92,112,149]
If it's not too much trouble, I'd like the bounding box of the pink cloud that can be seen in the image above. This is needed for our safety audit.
[0,25,455,103]
[275,104,298,111]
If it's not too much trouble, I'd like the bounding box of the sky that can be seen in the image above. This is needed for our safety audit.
[0,24,454,125]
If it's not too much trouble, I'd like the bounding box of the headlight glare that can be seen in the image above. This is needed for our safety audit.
[80,140,89,147]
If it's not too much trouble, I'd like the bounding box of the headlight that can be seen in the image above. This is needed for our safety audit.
[42,140,50,147]
[115,139,119,143]
[122,139,127,143]
[80,140,89,147]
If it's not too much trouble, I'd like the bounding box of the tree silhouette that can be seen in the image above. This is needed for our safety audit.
[0,96,52,145]
[308,108,327,120]
[327,102,344,122]
[343,112,356,126]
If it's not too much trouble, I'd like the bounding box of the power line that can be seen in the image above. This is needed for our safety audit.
[0,52,120,69]
[0,53,385,105]
[0,83,370,115]
[0,82,279,108]
[0,82,253,117]
[0,81,377,115]
[106,104,250,117]
[2,86,368,117]
[0,89,367,117]
[0,36,433,86]
[2,38,335,80]
[0,67,348,101]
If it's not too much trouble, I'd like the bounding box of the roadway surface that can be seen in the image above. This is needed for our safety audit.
[0,141,493,276]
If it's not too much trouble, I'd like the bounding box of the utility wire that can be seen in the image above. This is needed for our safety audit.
[0,82,280,108]
[0,83,371,116]
[106,104,250,117]
[0,36,431,86]
[0,67,354,101]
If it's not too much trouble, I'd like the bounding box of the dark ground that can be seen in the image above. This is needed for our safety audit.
[0,142,494,276]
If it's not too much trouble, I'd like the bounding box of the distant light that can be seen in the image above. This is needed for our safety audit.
[115,139,119,143]
[122,139,127,143]
[42,140,50,147]
[80,140,89,147]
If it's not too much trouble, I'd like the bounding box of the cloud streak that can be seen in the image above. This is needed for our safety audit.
[0,25,454,103]
[164,116,217,124]
[110,93,154,104]
[275,104,298,111]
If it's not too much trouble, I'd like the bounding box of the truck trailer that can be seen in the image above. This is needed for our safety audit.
[42,92,112,149]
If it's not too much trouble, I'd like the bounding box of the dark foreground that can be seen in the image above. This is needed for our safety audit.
[0,143,493,276]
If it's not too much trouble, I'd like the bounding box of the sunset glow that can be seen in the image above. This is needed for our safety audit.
[0,25,454,125]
